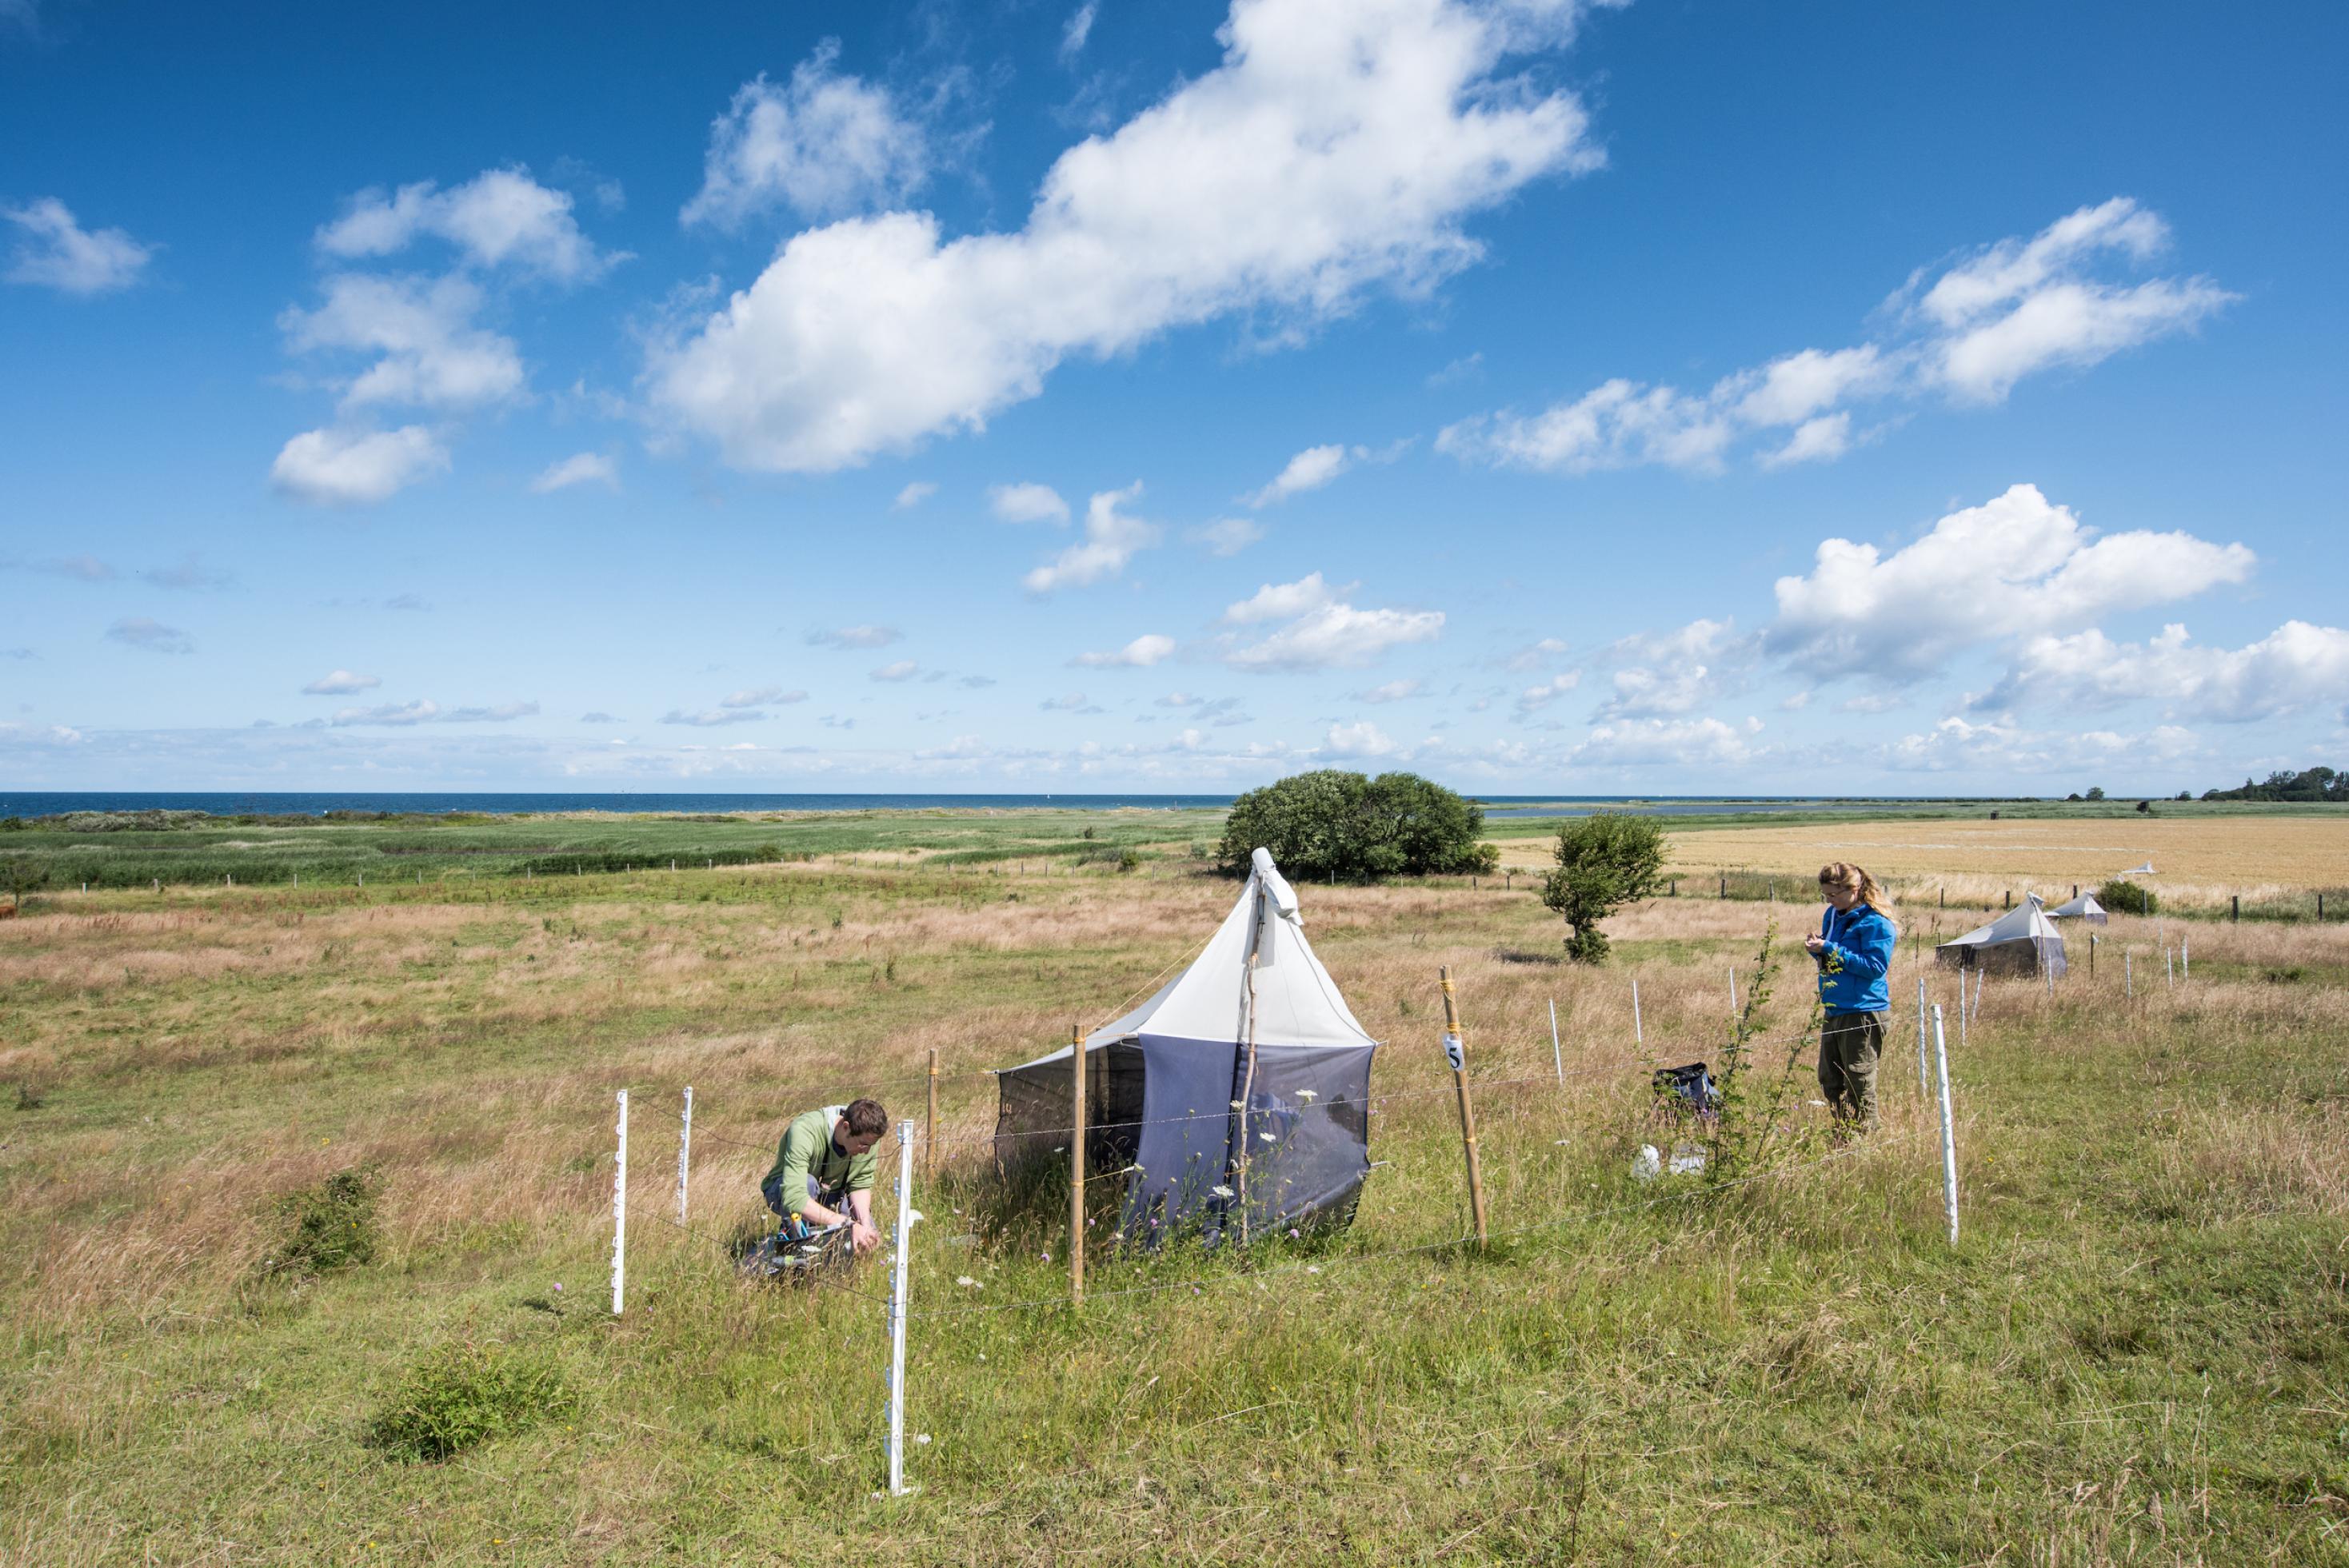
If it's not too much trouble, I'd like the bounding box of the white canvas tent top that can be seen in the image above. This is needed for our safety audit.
[994,848,1379,1239]
[2047,892,2108,924]
[1937,895,2067,976]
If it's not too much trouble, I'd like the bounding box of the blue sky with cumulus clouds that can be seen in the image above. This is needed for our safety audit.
[3,0,2345,794]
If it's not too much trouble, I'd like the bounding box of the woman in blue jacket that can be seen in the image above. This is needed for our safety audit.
[1804,861,1897,1133]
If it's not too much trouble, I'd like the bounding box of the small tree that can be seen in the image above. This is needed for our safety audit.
[1540,812,1667,962]
[2084,786,2106,801]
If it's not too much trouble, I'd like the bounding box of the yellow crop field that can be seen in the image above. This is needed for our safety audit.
[1659,816,2349,907]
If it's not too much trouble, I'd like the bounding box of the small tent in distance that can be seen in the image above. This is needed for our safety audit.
[2047,892,2108,924]
[993,848,1378,1243]
[1938,896,2067,977]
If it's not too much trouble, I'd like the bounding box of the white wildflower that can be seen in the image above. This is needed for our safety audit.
[1258,1132,1276,1143]
[1211,1184,1236,1199]
[1296,1089,1317,1102]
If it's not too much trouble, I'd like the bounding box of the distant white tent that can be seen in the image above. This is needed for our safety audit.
[993,848,1379,1240]
[2047,892,2108,924]
[1938,895,2067,976]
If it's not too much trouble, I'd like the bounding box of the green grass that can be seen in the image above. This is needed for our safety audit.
[3,831,2346,1562]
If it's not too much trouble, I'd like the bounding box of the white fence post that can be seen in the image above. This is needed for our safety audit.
[1548,999,1563,1087]
[611,1090,628,1316]
[677,1086,693,1223]
[2125,950,2132,999]
[885,1118,918,1497]
[2182,936,2190,980]
[1631,978,1643,1047]
[1931,1004,1959,1246]
[2165,948,2175,989]
[1728,968,1738,1016]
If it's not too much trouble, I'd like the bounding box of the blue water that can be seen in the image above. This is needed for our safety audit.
[0,791,1953,819]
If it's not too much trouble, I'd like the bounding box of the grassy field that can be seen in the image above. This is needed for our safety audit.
[5,816,2348,1563]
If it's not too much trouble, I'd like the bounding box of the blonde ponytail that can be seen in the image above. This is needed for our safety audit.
[1819,861,1896,927]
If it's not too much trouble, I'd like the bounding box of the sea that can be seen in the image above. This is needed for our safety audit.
[0,791,1900,819]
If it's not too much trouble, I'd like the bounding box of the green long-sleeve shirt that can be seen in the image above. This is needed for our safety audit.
[764,1106,877,1216]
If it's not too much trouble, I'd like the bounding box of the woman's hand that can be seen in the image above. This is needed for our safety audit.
[1803,932,1826,956]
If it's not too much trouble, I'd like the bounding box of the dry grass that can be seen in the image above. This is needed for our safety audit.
[2,842,2347,1564]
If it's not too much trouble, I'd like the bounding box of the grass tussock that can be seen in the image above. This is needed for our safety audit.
[365,1336,578,1462]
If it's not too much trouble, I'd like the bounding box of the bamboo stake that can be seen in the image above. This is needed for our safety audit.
[1069,1022,1085,1305]
[1437,967,1489,1248]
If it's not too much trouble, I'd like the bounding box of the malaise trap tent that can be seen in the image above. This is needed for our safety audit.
[2047,892,2109,924]
[993,848,1378,1243]
[1937,896,2067,978]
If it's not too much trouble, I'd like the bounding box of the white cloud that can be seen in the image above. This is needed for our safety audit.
[1226,600,1444,673]
[1914,199,2231,402]
[1441,198,2231,473]
[1356,678,1424,704]
[1076,633,1176,668]
[1060,2,1099,63]
[530,452,619,493]
[661,707,766,727]
[807,624,903,648]
[1766,483,2255,681]
[1040,692,1097,712]
[317,167,613,282]
[3,197,155,295]
[894,481,938,509]
[1439,379,1733,474]
[721,685,809,708]
[1023,481,1158,592]
[1880,715,2201,775]
[1757,411,1854,469]
[106,617,193,655]
[1496,636,1568,672]
[302,669,380,696]
[1569,716,1759,769]
[644,0,1606,473]
[989,481,1070,525]
[1975,621,2349,723]
[1516,671,1581,713]
[1187,517,1264,557]
[1592,617,1748,719]
[871,660,921,681]
[282,273,525,413]
[1323,720,1398,758]
[681,45,929,228]
[442,701,539,724]
[329,698,537,726]
[1222,571,1343,625]
[1247,443,1348,507]
[270,425,449,506]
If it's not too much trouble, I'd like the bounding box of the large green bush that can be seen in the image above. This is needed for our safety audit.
[1216,771,1499,884]
[2097,879,2158,916]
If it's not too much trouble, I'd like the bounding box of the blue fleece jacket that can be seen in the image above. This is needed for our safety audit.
[1816,904,1896,1015]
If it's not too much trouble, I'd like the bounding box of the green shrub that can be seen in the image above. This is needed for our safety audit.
[1542,812,1668,963]
[366,1339,577,1462]
[2097,879,2157,916]
[262,1167,380,1276]
[13,1081,44,1112]
[1216,770,1495,884]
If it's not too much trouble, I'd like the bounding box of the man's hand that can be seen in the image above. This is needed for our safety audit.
[849,1221,882,1255]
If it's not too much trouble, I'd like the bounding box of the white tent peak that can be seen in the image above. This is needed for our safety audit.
[1009,848,1373,1069]
[1944,899,2061,949]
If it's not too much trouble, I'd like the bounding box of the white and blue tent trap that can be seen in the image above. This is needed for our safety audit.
[1937,895,2067,977]
[993,848,1378,1240]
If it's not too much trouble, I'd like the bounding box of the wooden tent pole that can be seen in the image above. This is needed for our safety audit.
[1437,967,1489,1248]
[1233,951,1261,1247]
[1069,1022,1085,1306]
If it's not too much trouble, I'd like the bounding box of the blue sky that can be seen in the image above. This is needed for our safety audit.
[4,0,2344,795]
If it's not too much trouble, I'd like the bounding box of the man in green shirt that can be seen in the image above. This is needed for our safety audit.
[761,1098,888,1256]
